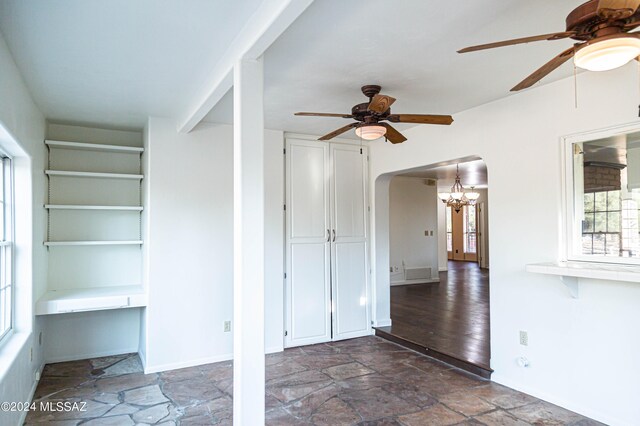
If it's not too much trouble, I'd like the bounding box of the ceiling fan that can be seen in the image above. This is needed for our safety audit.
[458,0,640,91]
[294,85,453,144]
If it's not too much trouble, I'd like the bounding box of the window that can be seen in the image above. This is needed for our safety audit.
[0,155,13,341]
[463,204,477,254]
[446,206,453,252]
[565,125,640,264]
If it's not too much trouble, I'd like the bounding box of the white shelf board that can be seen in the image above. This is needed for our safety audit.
[46,140,144,153]
[45,170,144,180]
[526,261,640,298]
[45,204,143,211]
[44,240,143,247]
[36,285,147,315]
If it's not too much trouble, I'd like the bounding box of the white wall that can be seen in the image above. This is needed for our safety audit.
[0,32,46,426]
[369,64,640,426]
[142,118,284,372]
[389,177,439,282]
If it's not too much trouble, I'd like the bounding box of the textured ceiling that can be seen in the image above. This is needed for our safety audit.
[203,0,586,138]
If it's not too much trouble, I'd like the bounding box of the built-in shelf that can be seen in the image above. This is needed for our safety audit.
[526,261,640,298]
[36,285,147,315]
[45,170,144,180]
[45,140,144,153]
[45,204,143,211]
[44,240,143,247]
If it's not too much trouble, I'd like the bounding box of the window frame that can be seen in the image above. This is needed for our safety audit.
[463,204,477,254]
[562,122,640,266]
[0,153,14,343]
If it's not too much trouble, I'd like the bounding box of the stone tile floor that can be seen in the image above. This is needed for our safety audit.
[25,336,603,425]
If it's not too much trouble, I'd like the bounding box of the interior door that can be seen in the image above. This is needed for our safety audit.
[285,139,331,347]
[330,144,370,341]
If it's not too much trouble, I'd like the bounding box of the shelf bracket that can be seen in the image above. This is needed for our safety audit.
[560,275,579,299]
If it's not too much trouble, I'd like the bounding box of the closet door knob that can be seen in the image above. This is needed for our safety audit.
[326,229,330,242]
[332,229,336,242]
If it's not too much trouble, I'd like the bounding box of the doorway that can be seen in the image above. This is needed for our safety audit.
[375,159,491,378]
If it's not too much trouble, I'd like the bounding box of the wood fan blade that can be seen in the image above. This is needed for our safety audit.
[381,123,407,144]
[597,0,640,19]
[295,112,353,118]
[511,46,576,92]
[318,123,358,141]
[368,94,396,113]
[458,31,576,53]
[386,114,454,125]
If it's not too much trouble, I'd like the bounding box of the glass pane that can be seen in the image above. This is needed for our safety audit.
[467,205,476,232]
[467,233,477,253]
[594,212,607,233]
[592,234,606,255]
[608,211,621,233]
[607,190,621,211]
[584,193,594,213]
[605,233,621,256]
[446,233,452,252]
[582,234,593,254]
[446,207,452,232]
[594,192,607,212]
[583,214,594,233]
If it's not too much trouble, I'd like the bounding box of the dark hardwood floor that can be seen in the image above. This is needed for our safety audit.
[376,261,491,377]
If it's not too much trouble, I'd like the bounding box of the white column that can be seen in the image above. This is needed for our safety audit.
[233,57,265,425]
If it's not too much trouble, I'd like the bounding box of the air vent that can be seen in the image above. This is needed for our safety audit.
[404,267,431,281]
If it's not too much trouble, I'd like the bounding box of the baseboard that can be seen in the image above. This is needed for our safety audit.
[144,353,233,374]
[266,345,284,355]
[491,374,621,426]
[45,347,139,364]
[439,267,448,272]
[390,278,440,286]
[20,363,45,424]
[373,318,392,327]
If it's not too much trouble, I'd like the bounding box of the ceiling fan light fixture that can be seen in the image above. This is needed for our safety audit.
[574,36,640,72]
[355,124,387,141]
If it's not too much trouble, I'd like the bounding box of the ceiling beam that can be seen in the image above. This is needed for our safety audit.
[177,0,314,133]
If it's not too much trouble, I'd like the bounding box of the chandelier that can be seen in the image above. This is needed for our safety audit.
[437,164,480,213]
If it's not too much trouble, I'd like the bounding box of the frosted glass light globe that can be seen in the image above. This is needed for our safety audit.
[574,36,640,72]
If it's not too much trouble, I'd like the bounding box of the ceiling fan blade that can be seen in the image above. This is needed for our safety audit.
[295,112,354,118]
[511,46,576,92]
[597,0,640,19]
[318,123,358,141]
[381,123,407,144]
[368,94,396,114]
[386,114,454,125]
[458,31,576,53]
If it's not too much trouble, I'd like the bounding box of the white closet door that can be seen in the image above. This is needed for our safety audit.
[285,139,332,347]
[330,144,370,341]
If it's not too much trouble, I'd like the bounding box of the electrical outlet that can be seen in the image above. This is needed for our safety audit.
[224,321,231,332]
[424,230,428,236]
[519,331,528,346]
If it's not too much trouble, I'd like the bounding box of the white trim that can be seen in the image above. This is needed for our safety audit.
[45,348,139,364]
[373,318,392,327]
[144,353,233,374]
[284,132,363,146]
[492,373,622,426]
[561,121,640,267]
[390,278,440,286]
[19,363,44,426]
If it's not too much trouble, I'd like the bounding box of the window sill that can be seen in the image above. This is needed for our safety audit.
[525,261,640,298]
[0,331,30,383]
